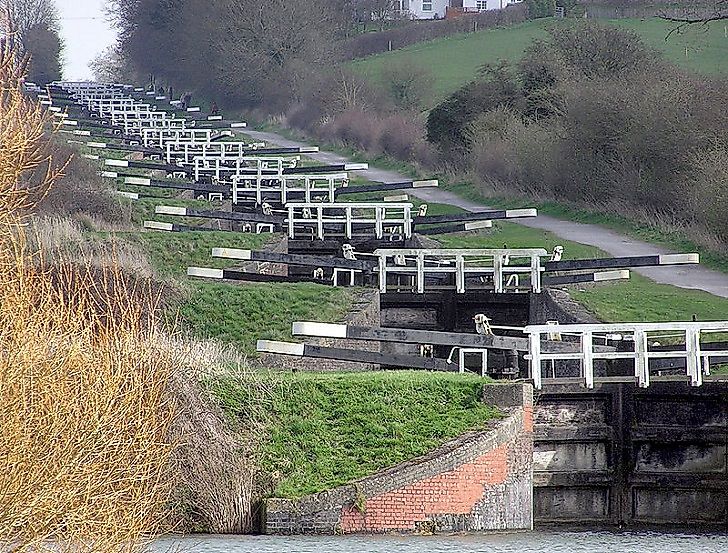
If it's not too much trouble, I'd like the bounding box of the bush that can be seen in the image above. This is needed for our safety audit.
[37,145,125,225]
[426,65,524,156]
[380,62,434,110]
[545,20,657,78]
[323,108,384,153]
[525,0,556,18]
[379,114,425,160]
[428,20,728,244]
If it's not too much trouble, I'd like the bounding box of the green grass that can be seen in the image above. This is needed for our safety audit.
[126,196,223,226]
[350,19,551,104]
[569,275,728,323]
[180,281,354,355]
[213,371,500,498]
[349,17,728,106]
[122,230,271,277]
[105,229,355,354]
[613,17,728,74]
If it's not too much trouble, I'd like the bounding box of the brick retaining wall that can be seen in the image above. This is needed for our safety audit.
[264,383,533,534]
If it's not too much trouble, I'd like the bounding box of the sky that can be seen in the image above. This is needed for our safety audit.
[56,0,118,80]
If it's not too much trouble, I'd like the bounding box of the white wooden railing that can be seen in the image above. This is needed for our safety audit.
[524,321,728,389]
[286,202,413,240]
[374,248,547,294]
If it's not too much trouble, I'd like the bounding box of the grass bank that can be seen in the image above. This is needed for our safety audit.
[213,371,500,498]
[350,17,728,106]
[104,213,356,356]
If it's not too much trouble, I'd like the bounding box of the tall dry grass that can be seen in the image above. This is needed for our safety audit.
[0,14,181,552]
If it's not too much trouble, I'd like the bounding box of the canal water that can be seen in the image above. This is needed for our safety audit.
[153,529,728,553]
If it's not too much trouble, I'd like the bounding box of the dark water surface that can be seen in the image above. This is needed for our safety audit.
[153,529,727,553]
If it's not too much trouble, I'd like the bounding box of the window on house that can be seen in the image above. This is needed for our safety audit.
[476,0,488,10]
[422,0,432,11]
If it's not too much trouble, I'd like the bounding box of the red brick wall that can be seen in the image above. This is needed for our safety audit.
[264,384,534,535]
[340,444,510,532]
[524,405,534,433]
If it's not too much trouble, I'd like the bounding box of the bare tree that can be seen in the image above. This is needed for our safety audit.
[89,44,137,84]
[660,0,728,37]
[0,0,59,36]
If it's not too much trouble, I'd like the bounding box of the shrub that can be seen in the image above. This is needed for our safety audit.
[37,143,125,225]
[438,21,728,245]
[525,0,556,18]
[324,108,384,153]
[380,61,434,110]
[0,28,179,551]
[427,65,525,156]
[543,20,658,78]
[378,113,425,160]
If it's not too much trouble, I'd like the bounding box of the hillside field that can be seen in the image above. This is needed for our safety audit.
[349,17,728,105]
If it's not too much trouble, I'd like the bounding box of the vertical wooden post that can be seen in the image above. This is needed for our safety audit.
[634,330,649,388]
[582,331,594,389]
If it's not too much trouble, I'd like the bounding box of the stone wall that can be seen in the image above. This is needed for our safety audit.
[530,288,600,325]
[264,383,534,534]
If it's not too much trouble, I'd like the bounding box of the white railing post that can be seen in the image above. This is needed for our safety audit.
[416,252,425,294]
[455,254,465,293]
[493,254,503,293]
[634,329,649,388]
[531,255,541,293]
[582,331,594,389]
[378,254,387,294]
[529,331,542,390]
[686,327,702,387]
[316,206,324,240]
[345,206,352,239]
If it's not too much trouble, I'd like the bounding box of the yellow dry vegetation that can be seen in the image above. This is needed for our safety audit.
[0,15,179,553]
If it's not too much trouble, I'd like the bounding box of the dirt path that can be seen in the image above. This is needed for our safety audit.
[246,129,728,299]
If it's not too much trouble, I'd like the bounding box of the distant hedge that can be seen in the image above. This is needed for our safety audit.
[343,4,528,60]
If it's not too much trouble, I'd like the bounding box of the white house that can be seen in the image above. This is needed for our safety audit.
[398,0,521,20]
[398,0,449,20]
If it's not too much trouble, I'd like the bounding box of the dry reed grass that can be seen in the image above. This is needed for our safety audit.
[0,13,182,552]
[26,215,156,278]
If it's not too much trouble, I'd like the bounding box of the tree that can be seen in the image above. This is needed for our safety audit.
[23,23,62,84]
[89,44,137,84]
[659,0,728,41]
[1,0,62,83]
[0,0,58,36]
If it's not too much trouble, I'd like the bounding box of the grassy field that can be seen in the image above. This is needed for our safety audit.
[213,371,500,498]
[350,17,728,105]
[350,19,550,103]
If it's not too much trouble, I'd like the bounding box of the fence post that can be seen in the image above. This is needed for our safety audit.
[634,329,649,388]
[582,331,594,389]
